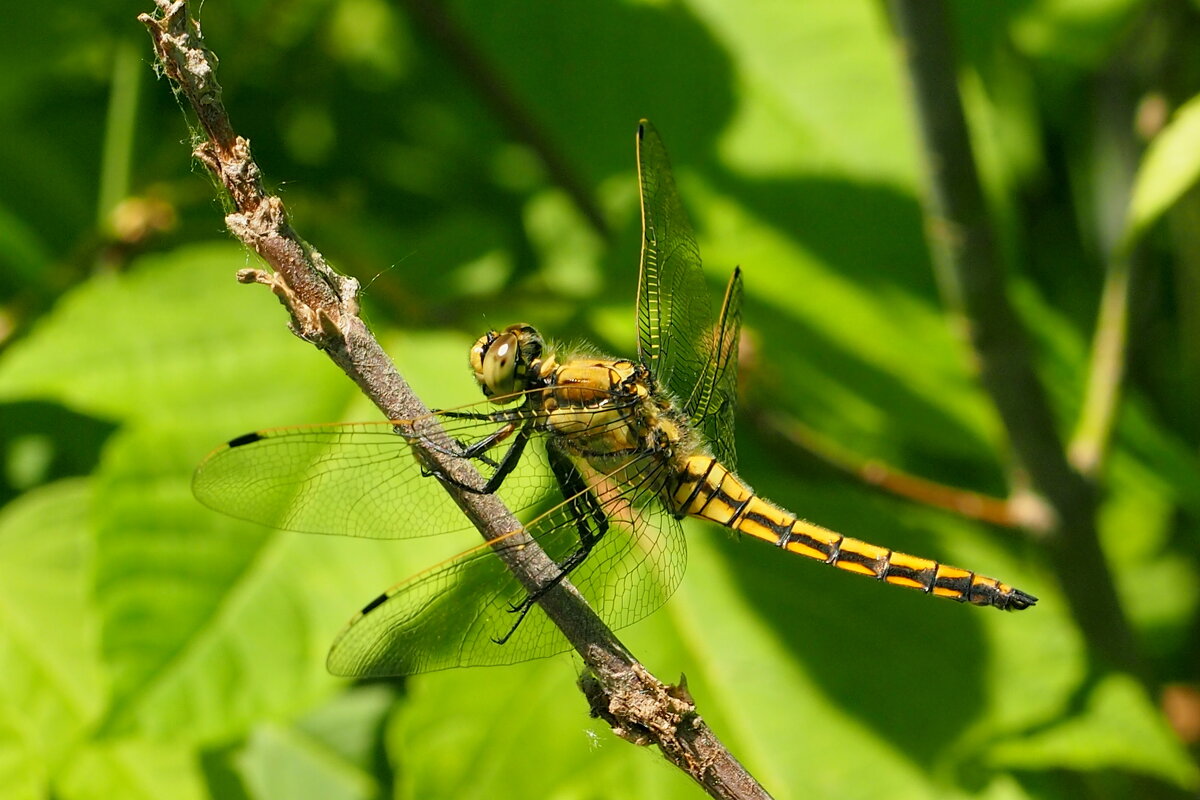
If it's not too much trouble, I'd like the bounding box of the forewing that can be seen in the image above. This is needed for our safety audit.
[192,405,558,540]
[636,121,745,466]
[327,458,686,676]
[636,121,715,404]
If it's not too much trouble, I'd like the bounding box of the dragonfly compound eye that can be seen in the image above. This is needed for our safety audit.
[470,330,498,385]
[471,324,544,402]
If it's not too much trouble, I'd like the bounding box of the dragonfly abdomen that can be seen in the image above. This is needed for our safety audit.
[670,455,1036,611]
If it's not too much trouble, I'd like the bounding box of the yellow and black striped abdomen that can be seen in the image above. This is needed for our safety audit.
[669,456,1036,611]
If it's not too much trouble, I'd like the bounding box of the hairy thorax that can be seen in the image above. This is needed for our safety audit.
[540,357,691,471]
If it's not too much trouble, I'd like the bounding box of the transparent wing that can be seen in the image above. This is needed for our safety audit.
[690,267,743,469]
[636,120,712,403]
[327,457,686,676]
[192,392,635,540]
[635,121,742,464]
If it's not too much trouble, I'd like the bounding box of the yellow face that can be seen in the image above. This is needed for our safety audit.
[469,323,545,403]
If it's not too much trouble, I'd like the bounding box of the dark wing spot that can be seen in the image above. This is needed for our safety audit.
[227,431,265,448]
[360,593,388,615]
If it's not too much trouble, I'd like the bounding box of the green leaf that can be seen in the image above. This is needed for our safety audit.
[1010,0,1142,67]
[393,657,702,799]
[691,0,916,186]
[0,242,352,427]
[1124,92,1200,247]
[0,479,104,799]
[57,739,206,800]
[235,723,378,800]
[697,184,998,466]
[986,673,1200,788]
[0,201,51,287]
[392,516,1051,799]
[89,378,420,743]
[292,683,398,770]
[666,521,1060,797]
[0,242,476,746]
[229,654,396,799]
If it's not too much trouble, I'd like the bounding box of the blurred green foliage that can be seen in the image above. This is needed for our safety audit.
[2,1,1200,798]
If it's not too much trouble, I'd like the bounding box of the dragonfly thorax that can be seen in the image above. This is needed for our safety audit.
[470,323,555,404]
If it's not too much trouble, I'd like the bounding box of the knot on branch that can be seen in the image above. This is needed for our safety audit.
[141,2,222,110]
[196,136,265,211]
[227,195,358,345]
[581,665,701,754]
[225,194,287,243]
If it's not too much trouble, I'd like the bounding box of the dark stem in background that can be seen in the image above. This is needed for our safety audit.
[398,0,611,241]
[886,0,1144,680]
[139,2,767,797]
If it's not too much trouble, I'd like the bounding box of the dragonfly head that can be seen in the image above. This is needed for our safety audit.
[470,323,547,403]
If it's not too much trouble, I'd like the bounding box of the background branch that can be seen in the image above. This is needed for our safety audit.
[140,2,767,796]
[749,406,1024,528]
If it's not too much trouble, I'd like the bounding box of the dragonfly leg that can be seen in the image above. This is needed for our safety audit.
[492,448,610,645]
[414,415,518,460]
[419,422,533,494]
[468,423,532,493]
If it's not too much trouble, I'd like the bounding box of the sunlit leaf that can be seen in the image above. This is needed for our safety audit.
[235,724,378,800]
[1125,92,1200,247]
[57,739,206,800]
[986,673,1199,789]
[0,242,351,426]
[0,480,103,799]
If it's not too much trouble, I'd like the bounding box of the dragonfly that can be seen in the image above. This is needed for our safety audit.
[194,120,1036,677]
